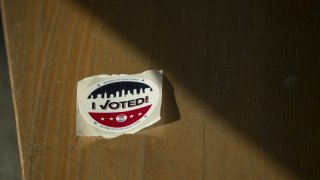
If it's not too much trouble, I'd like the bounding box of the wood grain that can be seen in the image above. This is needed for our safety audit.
[2,0,320,179]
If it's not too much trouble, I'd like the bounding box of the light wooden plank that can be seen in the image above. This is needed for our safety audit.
[2,0,320,179]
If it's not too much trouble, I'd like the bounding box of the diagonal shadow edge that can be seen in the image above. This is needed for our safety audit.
[69,0,320,179]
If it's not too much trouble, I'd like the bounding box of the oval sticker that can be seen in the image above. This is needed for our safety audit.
[79,77,160,132]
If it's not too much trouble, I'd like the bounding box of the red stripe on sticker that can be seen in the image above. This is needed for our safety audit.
[89,105,152,128]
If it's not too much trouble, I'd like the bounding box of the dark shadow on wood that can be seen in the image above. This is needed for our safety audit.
[70,0,320,178]
[0,12,22,180]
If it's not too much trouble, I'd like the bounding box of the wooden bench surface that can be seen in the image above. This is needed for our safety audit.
[2,0,320,179]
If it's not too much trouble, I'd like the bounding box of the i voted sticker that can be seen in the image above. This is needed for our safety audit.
[77,70,162,138]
